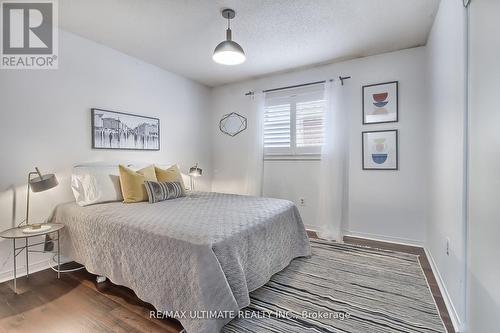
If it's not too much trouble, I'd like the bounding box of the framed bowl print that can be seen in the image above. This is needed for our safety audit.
[362,130,398,170]
[362,81,398,124]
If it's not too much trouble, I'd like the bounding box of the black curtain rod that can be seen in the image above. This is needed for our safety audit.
[264,80,327,93]
[244,76,351,96]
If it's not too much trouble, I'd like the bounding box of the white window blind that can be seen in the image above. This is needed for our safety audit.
[296,100,325,148]
[264,84,325,157]
[263,103,291,149]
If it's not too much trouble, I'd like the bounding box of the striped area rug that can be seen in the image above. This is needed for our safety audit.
[223,239,445,333]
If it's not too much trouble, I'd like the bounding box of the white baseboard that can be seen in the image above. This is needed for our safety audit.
[424,248,465,333]
[343,230,424,247]
[0,253,73,284]
[304,225,319,232]
[0,260,52,283]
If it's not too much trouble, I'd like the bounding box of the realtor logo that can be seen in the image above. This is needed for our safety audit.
[1,0,58,69]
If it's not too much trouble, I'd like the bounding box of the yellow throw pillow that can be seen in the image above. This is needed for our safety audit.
[119,165,158,203]
[155,165,186,195]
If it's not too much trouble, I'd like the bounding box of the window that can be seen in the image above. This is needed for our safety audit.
[264,85,325,157]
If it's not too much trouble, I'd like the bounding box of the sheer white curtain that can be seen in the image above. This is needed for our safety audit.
[245,92,265,196]
[316,80,348,241]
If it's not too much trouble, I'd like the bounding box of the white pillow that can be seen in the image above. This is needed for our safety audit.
[71,165,123,206]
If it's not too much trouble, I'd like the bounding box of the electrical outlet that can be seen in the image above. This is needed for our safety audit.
[299,198,305,206]
[445,238,450,256]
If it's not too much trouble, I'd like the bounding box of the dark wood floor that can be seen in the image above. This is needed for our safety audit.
[0,235,454,333]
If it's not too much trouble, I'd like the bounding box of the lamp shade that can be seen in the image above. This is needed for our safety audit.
[212,40,246,65]
[189,164,202,177]
[29,173,58,193]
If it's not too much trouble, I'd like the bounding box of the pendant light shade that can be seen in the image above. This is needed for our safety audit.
[213,9,246,65]
[213,40,246,65]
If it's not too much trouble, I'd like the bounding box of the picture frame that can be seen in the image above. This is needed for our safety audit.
[362,81,398,124]
[91,108,160,150]
[362,130,398,170]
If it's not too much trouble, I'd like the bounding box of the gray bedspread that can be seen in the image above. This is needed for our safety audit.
[50,191,311,333]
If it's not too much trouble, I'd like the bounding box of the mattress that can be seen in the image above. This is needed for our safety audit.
[50,191,311,333]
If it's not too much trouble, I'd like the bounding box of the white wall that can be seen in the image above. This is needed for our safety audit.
[425,0,467,329]
[468,0,500,331]
[262,161,321,231]
[0,30,212,281]
[211,47,428,245]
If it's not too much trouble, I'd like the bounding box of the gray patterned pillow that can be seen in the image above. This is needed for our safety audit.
[144,181,184,203]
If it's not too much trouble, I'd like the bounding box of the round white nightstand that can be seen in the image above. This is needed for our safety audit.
[0,223,64,293]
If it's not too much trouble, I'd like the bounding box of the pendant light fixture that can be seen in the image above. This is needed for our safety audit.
[213,8,246,65]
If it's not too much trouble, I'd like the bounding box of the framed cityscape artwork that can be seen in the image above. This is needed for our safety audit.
[91,108,160,150]
[362,81,398,124]
[362,130,398,170]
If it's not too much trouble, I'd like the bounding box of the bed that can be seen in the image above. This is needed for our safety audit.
[50,191,311,333]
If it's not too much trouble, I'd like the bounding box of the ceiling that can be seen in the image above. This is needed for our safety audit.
[59,0,440,87]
